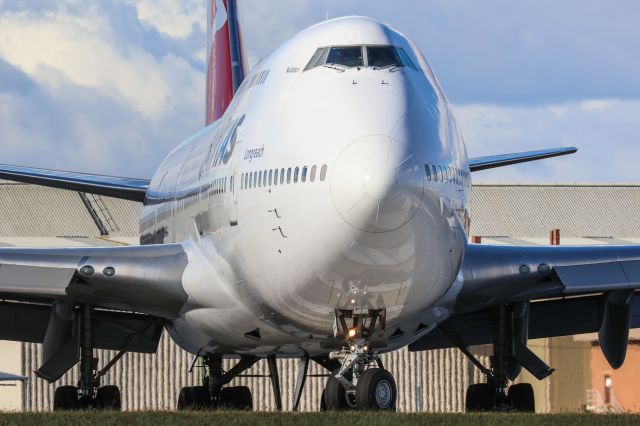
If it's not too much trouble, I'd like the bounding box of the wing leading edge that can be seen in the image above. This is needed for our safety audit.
[469,147,577,172]
[0,164,149,202]
[0,243,188,381]
[411,243,640,369]
[0,243,188,318]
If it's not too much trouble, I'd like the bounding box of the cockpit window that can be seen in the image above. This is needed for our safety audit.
[326,46,364,67]
[305,45,416,71]
[367,46,403,68]
[304,47,327,71]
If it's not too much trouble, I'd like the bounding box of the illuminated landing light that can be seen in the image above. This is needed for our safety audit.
[348,328,357,338]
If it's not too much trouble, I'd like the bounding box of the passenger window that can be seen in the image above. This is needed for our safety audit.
[287,168,292,184]
[269,170,273,186]
[224,177,227,192]
[294,167,300,183]
[263,170,267,187]
[326,46,364,68]
[302,166,308,182]
[425,165,431,181]
[432,165,438,182]
[253,172,257,188]
[310,165,317,182]
[258,171,262,187]
[280,168,285,185]
[274,169,279,186]
[320,165,328,181]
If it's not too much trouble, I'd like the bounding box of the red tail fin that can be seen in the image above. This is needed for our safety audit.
[206,0,246,125]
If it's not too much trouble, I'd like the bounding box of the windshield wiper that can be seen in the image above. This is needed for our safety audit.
[373,63,405,72]
[323,63,347,72]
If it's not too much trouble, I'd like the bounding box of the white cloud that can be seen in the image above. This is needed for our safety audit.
[0,1,204,177]
[0,8,201,119]
[132,0,204,39]
[456,99,640,183]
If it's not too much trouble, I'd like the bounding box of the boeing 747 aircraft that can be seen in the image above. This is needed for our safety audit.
[0,0,637,412]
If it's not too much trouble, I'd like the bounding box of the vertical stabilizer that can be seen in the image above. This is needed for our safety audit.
[206,0,246,125]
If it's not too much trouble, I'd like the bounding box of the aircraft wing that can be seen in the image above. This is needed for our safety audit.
[410,244,640,368]
[469,147,577,172]
[0,243,188,381]
[0,243,188,316]
[0,164,149,202]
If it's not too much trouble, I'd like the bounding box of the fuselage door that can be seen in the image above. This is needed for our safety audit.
[225,115,245,227]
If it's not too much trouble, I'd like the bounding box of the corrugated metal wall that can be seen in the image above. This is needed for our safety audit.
[22,334,481,412]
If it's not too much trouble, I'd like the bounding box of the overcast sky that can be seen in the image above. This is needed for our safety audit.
[0,0,639,182]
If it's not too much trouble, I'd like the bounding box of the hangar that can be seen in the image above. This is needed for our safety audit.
[0,180,638,412]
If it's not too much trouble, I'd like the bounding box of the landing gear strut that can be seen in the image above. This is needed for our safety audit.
[450,303,553,412]
[178,355,261,410]
[53,305,123,411]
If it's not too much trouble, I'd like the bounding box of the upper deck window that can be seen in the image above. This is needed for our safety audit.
[367,46,403,68]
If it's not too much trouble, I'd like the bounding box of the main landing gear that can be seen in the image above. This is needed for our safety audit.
[178,354,285,411]
[450,303,554,412]
[53,305,123,411]
[316,309,396,411]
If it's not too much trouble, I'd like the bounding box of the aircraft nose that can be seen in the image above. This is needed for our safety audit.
[330,135,424,233]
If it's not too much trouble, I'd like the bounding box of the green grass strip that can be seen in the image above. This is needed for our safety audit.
[0,412,639,426]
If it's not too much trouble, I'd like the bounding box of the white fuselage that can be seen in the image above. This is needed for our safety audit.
[140,17,470,357]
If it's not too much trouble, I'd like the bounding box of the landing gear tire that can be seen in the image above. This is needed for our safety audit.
[53,386,79,411]
[219,386,253,410]
[95,385,121,410]
[78,395,95,409]
[177,386,211,410]
[355,368,396,411]
[508,383,535,412]
[324,370,354,410]
[465,383,495,412]
[320,388,327,411]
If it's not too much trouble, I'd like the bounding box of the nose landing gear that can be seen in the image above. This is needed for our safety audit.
[323,309,397,411]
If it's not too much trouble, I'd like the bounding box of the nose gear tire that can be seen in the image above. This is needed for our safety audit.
[355,368,397,410]
[324,369,354,410]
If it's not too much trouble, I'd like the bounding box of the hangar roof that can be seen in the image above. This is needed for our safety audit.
[470,183,640,240]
